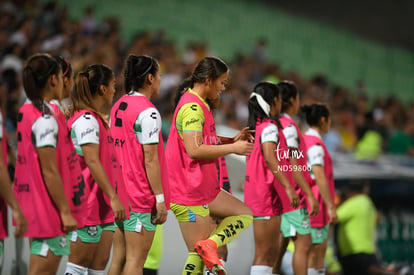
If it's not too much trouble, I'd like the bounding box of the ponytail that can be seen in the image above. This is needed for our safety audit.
[71,64,114,128]
[173,78,194,109]
[22,53,61,114]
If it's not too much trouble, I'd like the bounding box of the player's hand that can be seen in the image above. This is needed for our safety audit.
[308,196,320,216]
[286,187,300,208]
[111,196,126,222]
[328,207,338,224]
[12,208,27,237]
[152,202,167,225]
[232,140,254,156]
[234,127,255,143]
[60,211,77,234]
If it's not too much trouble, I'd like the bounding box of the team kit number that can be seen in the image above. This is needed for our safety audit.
[114,102,157,128]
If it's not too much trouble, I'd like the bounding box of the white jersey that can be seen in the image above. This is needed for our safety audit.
[26,100,59,148]
[71,112,100,155]
[261,123,279,144]
[128,91,161,145]
[32,114,58,148]
[134,107,161,145]
[282,123,299,149]
[306,128,325,167]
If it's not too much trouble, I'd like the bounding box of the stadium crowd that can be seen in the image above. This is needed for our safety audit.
[0,2,413,275]
[1,1,414,158]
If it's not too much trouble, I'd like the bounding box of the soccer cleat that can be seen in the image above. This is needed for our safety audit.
[195,239,227,275]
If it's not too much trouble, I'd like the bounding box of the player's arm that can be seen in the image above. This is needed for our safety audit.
[284,125,319,215]
[34,116,77,233]
[138,108,167,224]
[74,113,126,222]
[261,123,299,208]
[180,104,252,159]
[312,165,337,224]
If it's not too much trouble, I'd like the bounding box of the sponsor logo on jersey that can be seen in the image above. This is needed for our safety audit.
[185,118,200,127]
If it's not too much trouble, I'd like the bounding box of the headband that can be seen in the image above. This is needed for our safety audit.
[250,92,270,116]
[137,58,153,79]
[62,58,70,77]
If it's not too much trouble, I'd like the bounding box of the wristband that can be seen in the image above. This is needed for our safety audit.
[155,194,165,203]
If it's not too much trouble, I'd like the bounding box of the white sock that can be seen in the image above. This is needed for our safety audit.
[250,265,272,275]
[65,262,87,275]
[87,269,105,275]
[308,268,317,275]
[317,268,326,275]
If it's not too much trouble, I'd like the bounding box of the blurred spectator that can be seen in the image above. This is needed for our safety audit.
[1,43,24,73]
[323,118,345,154]
[9,18,31,47]
[251,37,268,63]
[387,124,414,155]
[354,112,384,160]
[337,180,394,275]
[81,6,97,35]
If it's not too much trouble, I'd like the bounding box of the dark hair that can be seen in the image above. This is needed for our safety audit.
[174,56,228,108]
[300,103,330,127]
[124,55,159,93]
[54,56,72,78]
[71,64,114,128]
[278,80,298,113]
[247,81,280,130]
[23,53,61,113]
[347,179,369,194]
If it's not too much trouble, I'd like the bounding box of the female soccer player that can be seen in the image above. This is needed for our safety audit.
[51,55,74,113]
[166,56,254,275]
[109,55,169,275]
[244,81,300,275]
[15,53,85,275]
[273,81,319,275]
[302,103,338,275]
[65,64,129,275]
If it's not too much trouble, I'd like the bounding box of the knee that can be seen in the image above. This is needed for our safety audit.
[243,205,253,217]
[296,237,313,254]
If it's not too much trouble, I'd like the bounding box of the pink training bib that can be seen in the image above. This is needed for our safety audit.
[245,118,306,216]
[166,92,220,205]
[68,110,130,226]
[279,116,311,209]
[14,103,87,237]
[303,134,335,227]
[111,94,170,212]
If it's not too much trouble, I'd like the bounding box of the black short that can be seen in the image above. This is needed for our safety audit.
[339,253,379,275]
